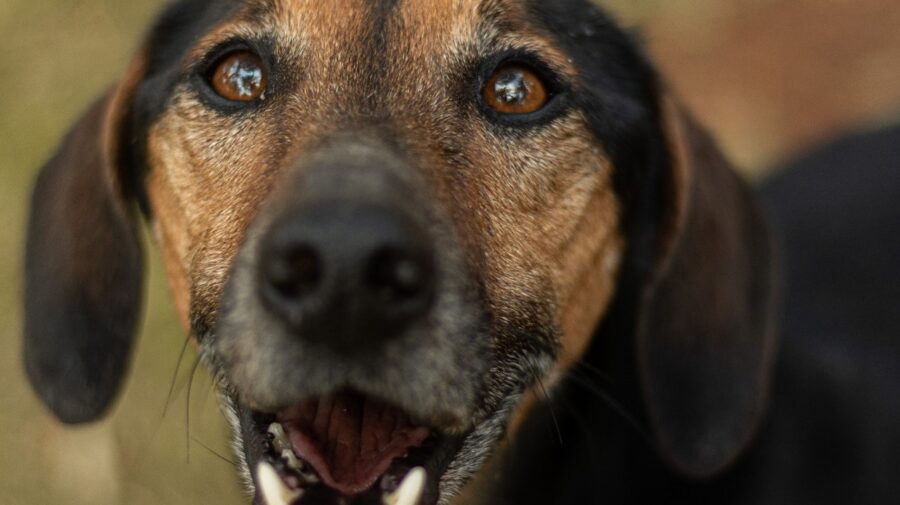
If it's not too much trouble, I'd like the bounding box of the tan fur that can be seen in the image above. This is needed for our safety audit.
[145,0,623,430]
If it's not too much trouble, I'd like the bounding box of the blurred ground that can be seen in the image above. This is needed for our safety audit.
[1,1,898,504]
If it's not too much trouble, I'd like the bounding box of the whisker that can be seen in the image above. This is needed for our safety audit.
[162,335,193,419]
[536,377,564,446]
[185,356,202,463]
[567,371,653,446]
[573,360,614,385]
[549,387,602,468]
[191,435,238,467]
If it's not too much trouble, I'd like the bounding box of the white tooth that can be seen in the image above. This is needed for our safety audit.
[281,449,302,471]
[385,467,426,505]
[268,423,290,451]
[257,461,301,505]
[268,423,286,439]
[299,469,319,484]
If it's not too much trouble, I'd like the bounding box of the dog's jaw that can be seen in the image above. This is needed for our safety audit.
[202,338,556,505]
[219,392,491,505]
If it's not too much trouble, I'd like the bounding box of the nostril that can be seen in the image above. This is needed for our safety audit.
[257,201,438,348]
[365,247,434,305]
[264,245,322,300]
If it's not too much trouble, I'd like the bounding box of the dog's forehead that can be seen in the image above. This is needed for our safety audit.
[199,0,571,72]
[256,0,516,37]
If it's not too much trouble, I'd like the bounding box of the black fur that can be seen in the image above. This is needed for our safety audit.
[523,1,669,446]
[531,0,778,479]
[26,0,899,503]
[488,124,900,504]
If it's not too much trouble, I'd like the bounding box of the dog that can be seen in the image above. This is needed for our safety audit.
[22,0,894,504]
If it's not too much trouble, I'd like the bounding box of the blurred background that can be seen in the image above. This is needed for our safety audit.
[1,1,898,504]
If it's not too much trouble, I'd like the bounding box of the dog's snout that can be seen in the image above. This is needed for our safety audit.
[259,200,436,351]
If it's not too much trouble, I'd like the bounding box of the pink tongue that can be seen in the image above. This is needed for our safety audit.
[277,394,431,496]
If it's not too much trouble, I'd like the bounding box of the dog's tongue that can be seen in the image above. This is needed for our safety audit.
[277,393,430,496]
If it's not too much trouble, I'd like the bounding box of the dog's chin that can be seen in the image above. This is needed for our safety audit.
[237,391,473,505]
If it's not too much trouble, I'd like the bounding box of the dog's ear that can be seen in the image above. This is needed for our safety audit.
[23,56,147,424]
[636,95,778,478]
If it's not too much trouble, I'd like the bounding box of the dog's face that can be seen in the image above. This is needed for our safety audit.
[144,2,624,501]
[24,1,777,504]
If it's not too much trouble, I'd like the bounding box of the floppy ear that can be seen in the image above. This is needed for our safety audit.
[636,96,778,478]
[23,57,147,424]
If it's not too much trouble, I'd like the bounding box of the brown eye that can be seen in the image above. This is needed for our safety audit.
[210,50,268,102]
[482,64,550,115]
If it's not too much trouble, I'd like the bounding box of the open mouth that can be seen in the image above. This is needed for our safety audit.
[250,392,459,505]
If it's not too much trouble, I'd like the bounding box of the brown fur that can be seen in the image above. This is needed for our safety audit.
[146,0,623,380]
[24,0,777,502]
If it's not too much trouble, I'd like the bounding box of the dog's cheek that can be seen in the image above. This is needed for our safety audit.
[555,223,624,376]
[145,131,195,329]
[532,130,623,377]
[145,95,285,331]
[159,226,193,330]
[550,195,625,376]
[512,205,622,447]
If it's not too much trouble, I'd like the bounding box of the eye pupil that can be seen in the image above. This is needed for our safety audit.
[210,50,267,103]
[483,63,550,116]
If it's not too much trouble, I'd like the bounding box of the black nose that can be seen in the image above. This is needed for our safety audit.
[258,201,436,351]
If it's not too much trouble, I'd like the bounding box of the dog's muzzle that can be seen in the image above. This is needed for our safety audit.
[210,138,491,505]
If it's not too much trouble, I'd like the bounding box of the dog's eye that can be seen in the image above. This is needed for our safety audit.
[482,64,549,115]
[209,50,268,102]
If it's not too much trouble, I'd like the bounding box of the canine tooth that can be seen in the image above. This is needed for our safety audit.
[257,461,301,505]
[384,467,426,505]
[299,469,319,484]
[268,423,288,442]
[281,449,302,471]
[268,423,290,451]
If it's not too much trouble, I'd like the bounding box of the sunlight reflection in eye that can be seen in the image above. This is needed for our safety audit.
[494,73,529,105]
[226,64,263,98]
